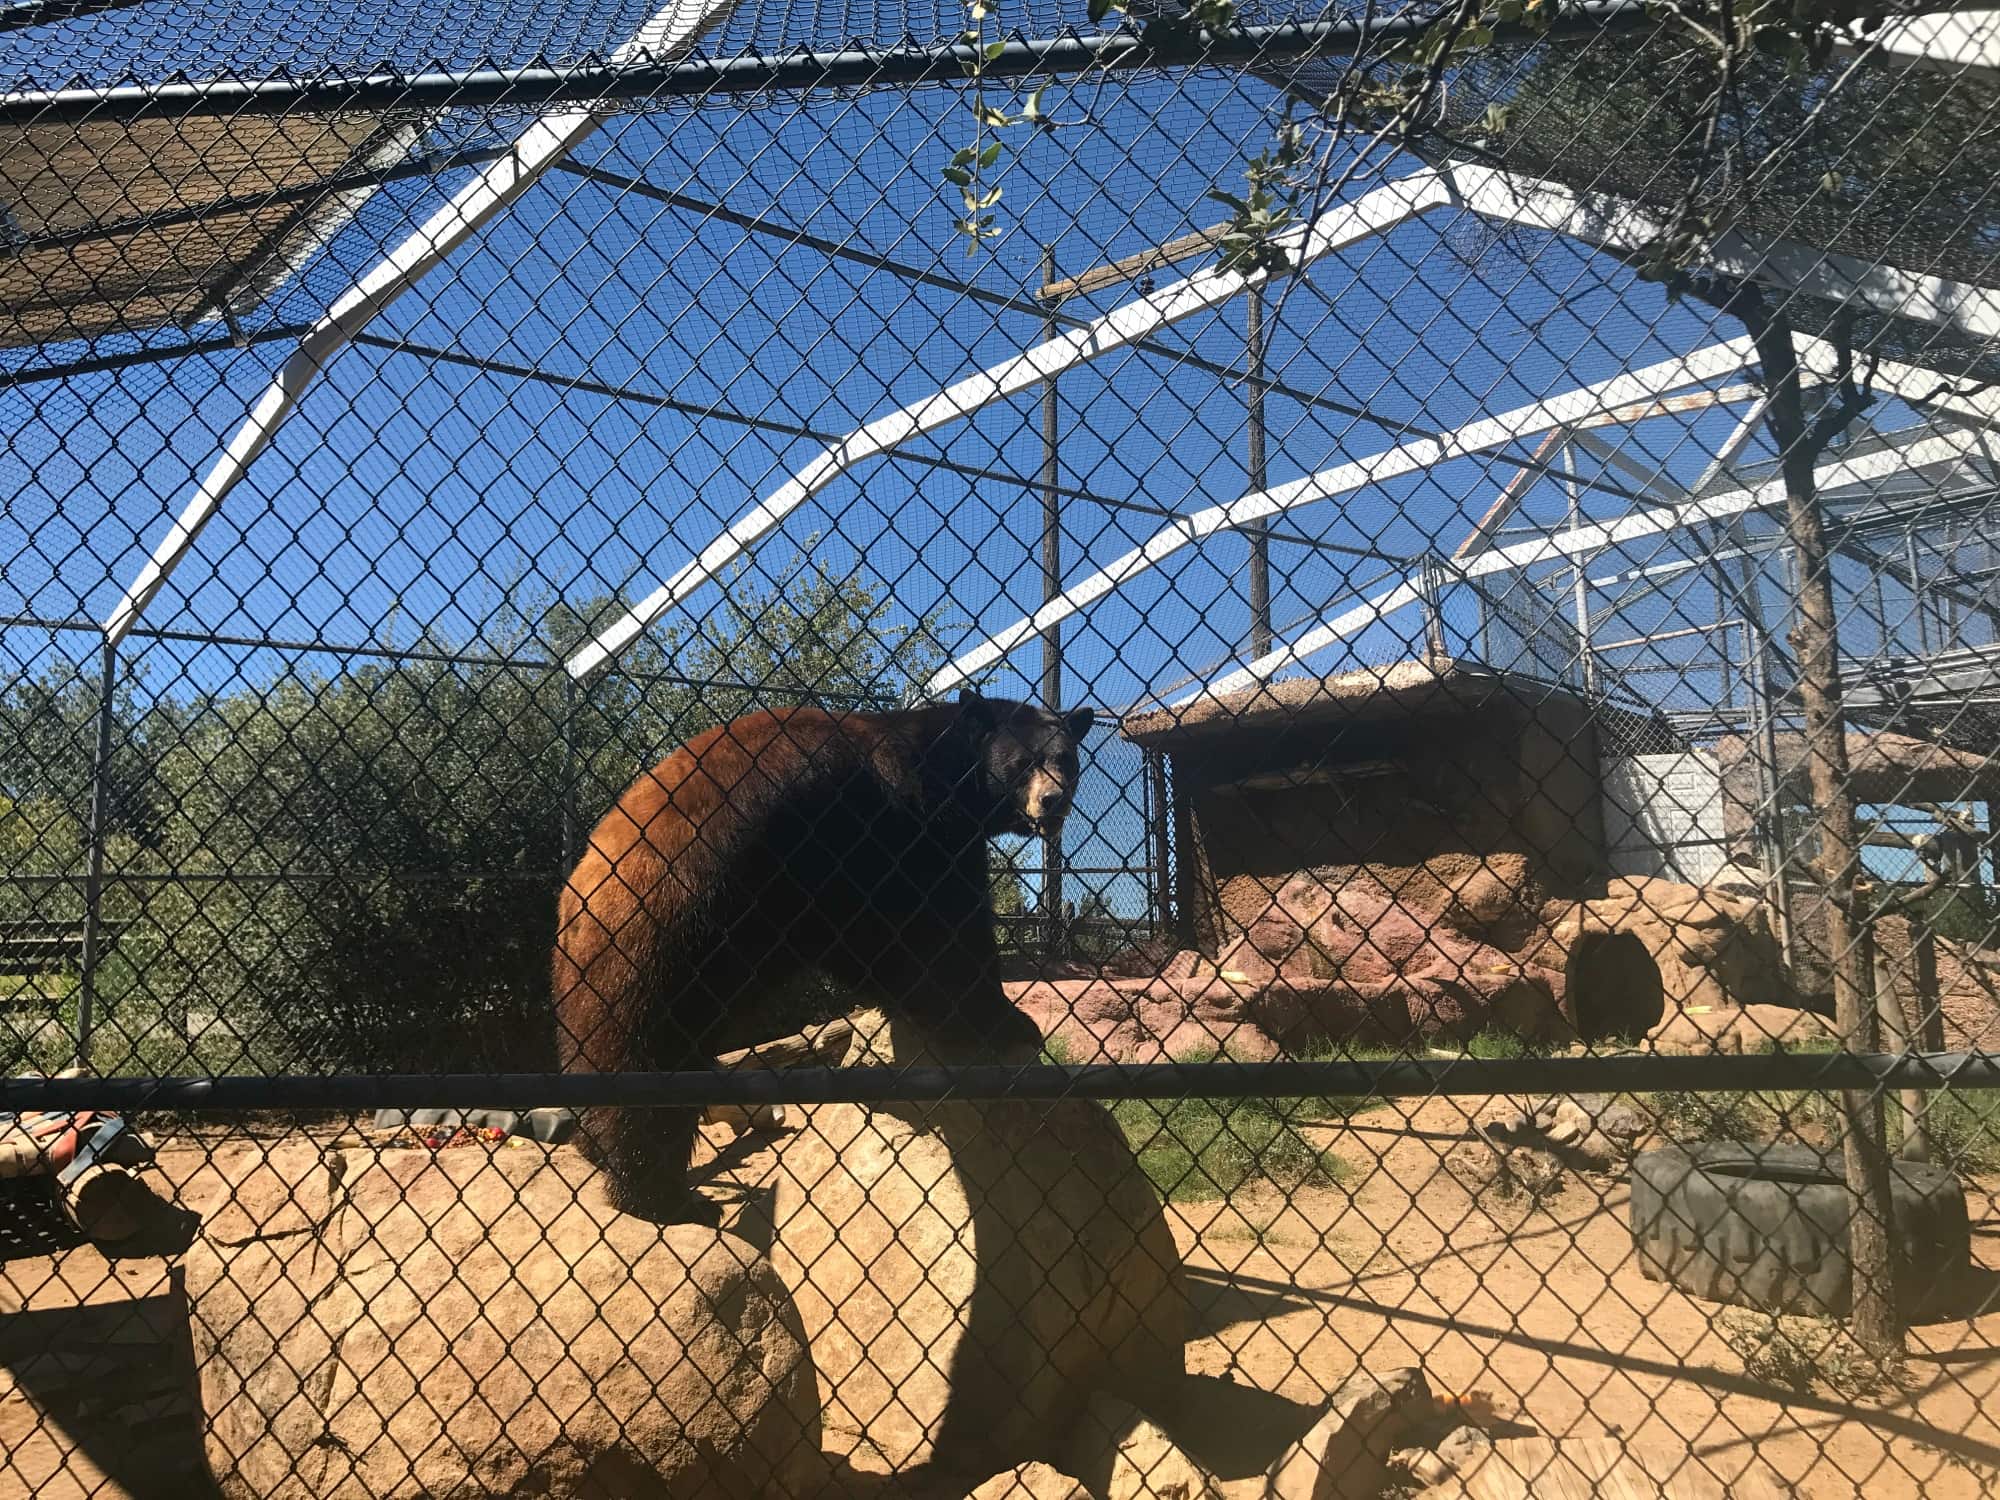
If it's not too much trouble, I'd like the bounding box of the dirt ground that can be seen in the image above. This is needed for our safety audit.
[1172,1096,2000,1500]
[2,1101,1998,1499]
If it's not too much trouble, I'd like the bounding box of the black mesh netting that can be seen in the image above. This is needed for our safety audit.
[4,0,2000,1495]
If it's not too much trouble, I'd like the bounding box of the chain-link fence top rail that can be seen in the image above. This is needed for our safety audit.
[4,0,2000,1494]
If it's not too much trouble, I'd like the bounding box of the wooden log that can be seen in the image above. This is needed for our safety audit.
[58,1162,158,1243]
[0,1133,47,1179]
[714,1017,855,1072]
[694,1019,853,1132]
[703,1102,788,1134]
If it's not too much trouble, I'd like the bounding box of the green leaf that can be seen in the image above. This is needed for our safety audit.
[1021,82,1048,119]
[1496,0,1523,22]
[952,145,978,165]
[979,140,1004,167]
[975,101,1014,128]
[1206,188,1249,214]
[1482,102,1511,135]
[985,38,1007,59]
[975,184,1004,209]
[942,165,973,186]
[1088,0,1114,23]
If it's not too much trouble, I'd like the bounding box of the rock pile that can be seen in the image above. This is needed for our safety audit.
[1445,1094,1656,1201]
[1012,872,1816,1064]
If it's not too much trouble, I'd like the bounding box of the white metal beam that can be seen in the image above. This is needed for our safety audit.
[1182,422,1987,702]
[925,338,1760,699]
[1447,161,2000,342]
[561,170,1455,679]
[571,151,2000,682]
[1568,429,1706,504]
[99,0,741,646]
[1842,9,2000,83]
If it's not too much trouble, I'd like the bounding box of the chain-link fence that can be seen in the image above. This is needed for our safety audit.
[4,0,2000,1495]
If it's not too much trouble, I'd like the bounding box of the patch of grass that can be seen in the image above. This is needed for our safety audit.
[1753,1030,1841,1057]
[1282,1038,1397,1124]
[1039,1037,1369,1201]
[0,972,74,1006]
[1101,1047,1353,1203]
[1916,1090,2000,1176]
[1719,1310,1901,1400]
[1464,1027,1542,1060]
[1210,1207,1289,1248]
[1113,1091,1351,1202]
[1039,1034,1084,1067]
[1648,1089,1768,1144]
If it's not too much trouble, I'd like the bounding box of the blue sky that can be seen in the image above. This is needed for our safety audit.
[3,36,1984,907]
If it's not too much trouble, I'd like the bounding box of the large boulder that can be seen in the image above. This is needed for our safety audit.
[185,1142,821,1499]
[1007,975,1287,1062]
[1230,873,1568,1046]
[1543,876,1792,1010]
[758,1010,1188,1475]
[1014,864,1571,1060]
[1647,1002,1838,1055]
[1529,876,1800,1042]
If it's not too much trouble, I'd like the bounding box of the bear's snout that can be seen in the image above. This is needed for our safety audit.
[1020,766,1072,832]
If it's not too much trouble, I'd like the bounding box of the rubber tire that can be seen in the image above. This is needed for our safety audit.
[1629,1141,1969,1319]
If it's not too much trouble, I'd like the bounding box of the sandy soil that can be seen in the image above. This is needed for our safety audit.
[1171,1095,2000,1500]
[1,1104,1997,1499]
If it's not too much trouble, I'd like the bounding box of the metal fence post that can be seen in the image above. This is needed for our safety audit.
[1245,283,1272,661]
[560,669,579,876]
[74,637,116,1065]
[1039,244,1066,960]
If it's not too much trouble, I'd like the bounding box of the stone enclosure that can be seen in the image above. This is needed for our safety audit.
[1007,661,1818,1066]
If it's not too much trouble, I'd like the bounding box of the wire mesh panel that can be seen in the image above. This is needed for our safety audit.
[3,0,2000,1496]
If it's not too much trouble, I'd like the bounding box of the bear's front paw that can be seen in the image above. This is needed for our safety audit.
[610,1180,725,1228]
[951,1004,1045,1059]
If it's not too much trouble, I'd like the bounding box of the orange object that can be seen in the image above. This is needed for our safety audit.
[1436,1390,1499,1425]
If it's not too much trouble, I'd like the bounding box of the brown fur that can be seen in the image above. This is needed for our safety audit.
[553,695,1090,1222]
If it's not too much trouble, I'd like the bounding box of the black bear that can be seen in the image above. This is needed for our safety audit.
[552,690,1093,1223]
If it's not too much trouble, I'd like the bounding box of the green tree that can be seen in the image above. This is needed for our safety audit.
[98,560,948,1075]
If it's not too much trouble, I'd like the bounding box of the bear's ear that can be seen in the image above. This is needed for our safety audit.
[1063,706,1095,739]
[957,689,997,730]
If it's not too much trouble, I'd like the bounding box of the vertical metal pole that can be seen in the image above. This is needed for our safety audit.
[1906,531,1930,653]
[1245,285,1272,661]
[1872,561,1889,660]
[1039,246,1064,959]
[1716,566,1733,713]
[560,670,579,875]
[1147,748,1173,943]
[75,638,117,1066]
[1557,434,1595,693]
[1418,555,1448,662]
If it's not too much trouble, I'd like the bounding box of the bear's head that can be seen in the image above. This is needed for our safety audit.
[956,689,1094,838]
